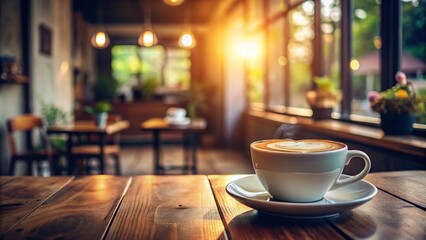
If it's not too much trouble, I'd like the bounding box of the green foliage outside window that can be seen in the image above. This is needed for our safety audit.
[111,45,192,95]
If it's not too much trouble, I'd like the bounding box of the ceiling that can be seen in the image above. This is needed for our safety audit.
[75,0,221,25]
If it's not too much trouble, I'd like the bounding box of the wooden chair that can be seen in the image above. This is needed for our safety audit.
[70,114,122,175]
[6,114,61,176]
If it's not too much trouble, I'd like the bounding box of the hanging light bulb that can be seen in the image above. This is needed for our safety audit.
[178,2,196,49]
[91,30,110,49]
[91,0,109,49]
[139,0,157,47]
[138,29,158,47]
[179,30,196,48]
[163,0,184,7]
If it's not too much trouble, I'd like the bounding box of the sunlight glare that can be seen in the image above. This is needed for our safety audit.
[238,40,261,60]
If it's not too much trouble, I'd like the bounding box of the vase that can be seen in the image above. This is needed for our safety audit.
[311,107,333,120]
[380,113,415,135]
[96,112,108,128]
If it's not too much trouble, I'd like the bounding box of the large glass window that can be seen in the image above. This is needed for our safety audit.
[247,0,264,31]
[247,33,265,105]
[111,45,139,85]
[288,4,313,108]
[267,18,285,108]
[402,0,426,124]
[111,45,191,100]
[139,46,165,87]
[247,0,265,106]
[163,48,191,89]
[321,0,341,112]
[351,0,381,117]
[244,0,425,129]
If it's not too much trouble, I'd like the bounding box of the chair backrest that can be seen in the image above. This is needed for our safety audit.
[6,114,47,156]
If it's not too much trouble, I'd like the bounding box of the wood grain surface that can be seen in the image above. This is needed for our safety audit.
[1,172,424,239]
[141,118,207,131]
[106,175,226,240]
[0,176,15,186]
[0,176,73,236]
[208,175,344,240]
[366,171,426,209]
[328,190,426,239]
[48,120,129,135]
[2,175,131,240]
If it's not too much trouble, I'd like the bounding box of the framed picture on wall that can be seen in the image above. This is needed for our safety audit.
[39,24,52,56]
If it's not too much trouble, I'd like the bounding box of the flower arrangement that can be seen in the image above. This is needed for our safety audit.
[306,76,342,108]
[368,72,421,115]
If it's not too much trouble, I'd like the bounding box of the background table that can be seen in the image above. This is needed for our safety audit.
[48,120,129,174]
[141,118,207,174]
[0,171,424,239]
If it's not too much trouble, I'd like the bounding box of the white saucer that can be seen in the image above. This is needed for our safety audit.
[164,117,190,126]
[226,174,377,219]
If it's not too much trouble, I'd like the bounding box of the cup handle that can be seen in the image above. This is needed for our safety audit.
[330,150,371,190]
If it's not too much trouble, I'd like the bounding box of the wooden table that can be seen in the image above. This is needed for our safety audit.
[141,118,207,174]
[48,120,129,174]
[0,171,424,239]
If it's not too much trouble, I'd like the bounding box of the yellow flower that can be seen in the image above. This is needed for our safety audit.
[395,89,409,99]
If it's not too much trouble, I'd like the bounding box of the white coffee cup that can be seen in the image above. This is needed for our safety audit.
[166,108,187,119]
[250,139,371,202]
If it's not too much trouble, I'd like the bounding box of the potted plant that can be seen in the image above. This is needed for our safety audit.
[306,76,342,120]
[40,101,68,127]
[84,101,112,128]
[40,100,68,151]
[92,75,118,101]
[368,71,424,135]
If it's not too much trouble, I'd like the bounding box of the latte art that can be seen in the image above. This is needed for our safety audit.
[253,139,345,153]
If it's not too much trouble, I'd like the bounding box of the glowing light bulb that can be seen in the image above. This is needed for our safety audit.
[182,34,193,46]
[163,0,184,6]
[179,31,196,49]
[91,31,110,49]
[138,30,157,47]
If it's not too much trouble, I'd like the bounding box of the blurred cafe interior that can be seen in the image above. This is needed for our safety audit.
[0,0,425,176]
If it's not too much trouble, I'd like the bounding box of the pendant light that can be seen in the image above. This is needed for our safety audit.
[178,2,196,49]
[91,0,110,49]
[163,0,184,7]
[138,0,157,47]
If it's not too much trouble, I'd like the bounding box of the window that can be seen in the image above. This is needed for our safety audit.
[111,45,191,100]
[288,3,313,109]
[402,0,426,124]
[321,0,341,112]
[111,45,139,85]
[247,33,265,105]
[245,0,425,129]
[267,18,285,108]
[351,0,380,117]
[247,0,263,31]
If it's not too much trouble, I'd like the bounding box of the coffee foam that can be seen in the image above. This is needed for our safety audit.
[253,139,345,153]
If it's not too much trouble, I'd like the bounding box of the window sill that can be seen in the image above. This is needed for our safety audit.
[247,109,426,158]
